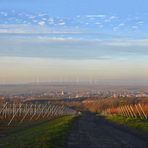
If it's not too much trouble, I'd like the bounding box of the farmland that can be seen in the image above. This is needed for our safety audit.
[0,101,77,148]
[0,102,77,125]
[0,86,148,147]
[0,115,76,148]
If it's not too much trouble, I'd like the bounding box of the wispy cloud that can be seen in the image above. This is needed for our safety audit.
[0,35,148,60]
[0,10,147,37]
[0,24,83,34]
[102,39,148,47]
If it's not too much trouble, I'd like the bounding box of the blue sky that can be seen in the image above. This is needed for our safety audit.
[1,0,148,16]
[0,0,148,84]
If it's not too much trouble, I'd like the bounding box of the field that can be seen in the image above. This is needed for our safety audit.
[106,115,148,133]
[102,104,148,119]
[81,97,148,119]
[0,98,148,147]
[0,102,77,148]
[0,115,76,148]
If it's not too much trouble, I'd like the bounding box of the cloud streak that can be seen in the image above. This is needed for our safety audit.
[0,35,148,60]
[0,10,147,37]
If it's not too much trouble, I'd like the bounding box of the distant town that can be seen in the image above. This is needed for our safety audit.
[0,84,148,104]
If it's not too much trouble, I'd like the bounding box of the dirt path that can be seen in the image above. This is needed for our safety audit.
[66,112,148,148]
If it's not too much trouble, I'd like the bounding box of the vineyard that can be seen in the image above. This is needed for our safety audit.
[0,102,77,147]
[102,103,148,119]
[0,102,77,126]
[80,96,148,121]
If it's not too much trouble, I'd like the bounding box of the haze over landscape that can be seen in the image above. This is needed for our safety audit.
[0,0,148,84]
[0,1,148,148]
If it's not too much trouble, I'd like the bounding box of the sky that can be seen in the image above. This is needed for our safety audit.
[0,0,148,84]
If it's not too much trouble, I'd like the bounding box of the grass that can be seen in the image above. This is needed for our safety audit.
[106,115,148,133]
[0,115,76,148]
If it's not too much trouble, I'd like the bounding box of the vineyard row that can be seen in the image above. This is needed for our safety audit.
[0,102,77,126]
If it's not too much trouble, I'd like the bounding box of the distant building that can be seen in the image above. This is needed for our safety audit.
[61,91,64,96]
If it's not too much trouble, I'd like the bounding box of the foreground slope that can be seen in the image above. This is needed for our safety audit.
[0,116,75,148]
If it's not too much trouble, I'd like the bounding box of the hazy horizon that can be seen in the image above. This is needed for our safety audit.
[0,0,148,85]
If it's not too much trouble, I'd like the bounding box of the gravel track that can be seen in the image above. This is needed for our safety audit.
[66,112,148,148]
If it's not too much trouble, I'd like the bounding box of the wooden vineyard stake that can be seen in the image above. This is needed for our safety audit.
[0,102,8,114]
[135,104,143,119]
[36,104,47,120]
[8,104,22,126]
[130,105,137,118]
[138,104,147,119]
[30,104,41,121]
[127,105,134,118]
[20,104,33,124]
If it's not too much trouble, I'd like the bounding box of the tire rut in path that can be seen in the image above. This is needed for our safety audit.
[66,112,148,148]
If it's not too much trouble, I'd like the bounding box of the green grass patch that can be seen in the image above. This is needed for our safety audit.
[0,116,76,148]
[106,115,148,133]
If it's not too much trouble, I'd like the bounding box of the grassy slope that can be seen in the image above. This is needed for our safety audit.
[106,115,148,133]
[0,116,76,148]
